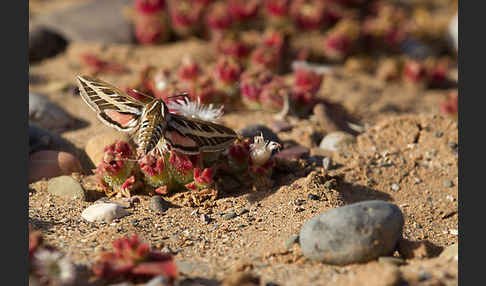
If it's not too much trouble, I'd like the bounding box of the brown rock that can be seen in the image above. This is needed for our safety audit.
[398,239,443,259]
[85,131,132,166]
[29,151,83,183]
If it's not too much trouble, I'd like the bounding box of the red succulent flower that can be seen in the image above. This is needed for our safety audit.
[264,0,290,17]
[293,67,323,94]
[206,2,233,31]
[402,59,427,84]
[250,46,280,71]
[134,0,166,14]
[214,56,242,85]
[440,92,458,117]
[240,67,274,105]
[259,77,288,112]
[139,153,166,177]
[228,0,260,22]
[215,35,251,59]
[80,53,128,74]
[134,14,169,44]
[322,19,360,61]
[168,0,204,36]
[92,235,177,282]
[289,0,326,30]
[177,56,201,82]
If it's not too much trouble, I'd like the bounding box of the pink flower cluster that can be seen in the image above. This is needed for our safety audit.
[92,235,177,283]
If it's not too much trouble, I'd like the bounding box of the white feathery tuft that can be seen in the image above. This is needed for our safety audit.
[168,97,224,123]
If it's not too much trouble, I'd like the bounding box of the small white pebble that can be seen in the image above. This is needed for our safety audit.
[449,229,458,235]
[391,184,400,191]
[446,195,455,202]
[81,203,129,223]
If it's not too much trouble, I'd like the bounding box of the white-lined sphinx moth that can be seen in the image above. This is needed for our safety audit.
[75,75,238,157]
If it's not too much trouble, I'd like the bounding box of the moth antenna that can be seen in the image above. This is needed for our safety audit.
[167,91,190,100]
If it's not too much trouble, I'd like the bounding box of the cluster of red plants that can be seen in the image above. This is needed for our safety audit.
[127,0,445,63]
[92,234,178,283]
[372,56,452,88]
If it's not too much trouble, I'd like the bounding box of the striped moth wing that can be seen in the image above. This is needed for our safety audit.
[165,114,238,154]
[75,75,153,132]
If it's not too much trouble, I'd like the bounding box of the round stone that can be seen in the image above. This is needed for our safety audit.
[319,131,356,152]
[81,203,129,223]
[238,124,282,146]
[29,150,83,183]
[47,175,86,201]
[85,131,132,167]
[149,196,170,214]
[299,200,404,265]
[29,92,76,132]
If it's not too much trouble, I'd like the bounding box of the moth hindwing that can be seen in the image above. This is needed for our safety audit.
[75,75,153,132]
[164,114,238,155]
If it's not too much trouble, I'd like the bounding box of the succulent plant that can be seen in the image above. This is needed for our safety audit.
[240,67,275,109]
[213,56,243,99]
[177,56,202,83]
[132,0,169,44]
[259,76,288,112]
[206,1,233,37]
[91,234,177,283]
[289,0,326,31]
[80,53,128,75]
[322,19,360,61]
[168,0,205,37]
[95,141,140,198]
[440,91,458,119]
[402,58,427,85]
[29,228,77,286]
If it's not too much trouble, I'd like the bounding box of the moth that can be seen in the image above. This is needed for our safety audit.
[75,75,238,158]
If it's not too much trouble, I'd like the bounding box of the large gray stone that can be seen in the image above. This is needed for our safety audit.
[299,200,404,265]
[29,93,76,132]
[32,0,134,44]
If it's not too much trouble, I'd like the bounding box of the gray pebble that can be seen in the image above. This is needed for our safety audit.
[222,212,237,220]
[238,124,282,146]
[443,180,454,188]
[47,176,86,201]
[149,196,170,214]
[29,93,76,132]
[299,200,404,265]
[448,142,458,149]
[434,131,443,137]
[239,208,249,215]
[308,194,320,200]
[285,234,299,249]
[319,132,356,152]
